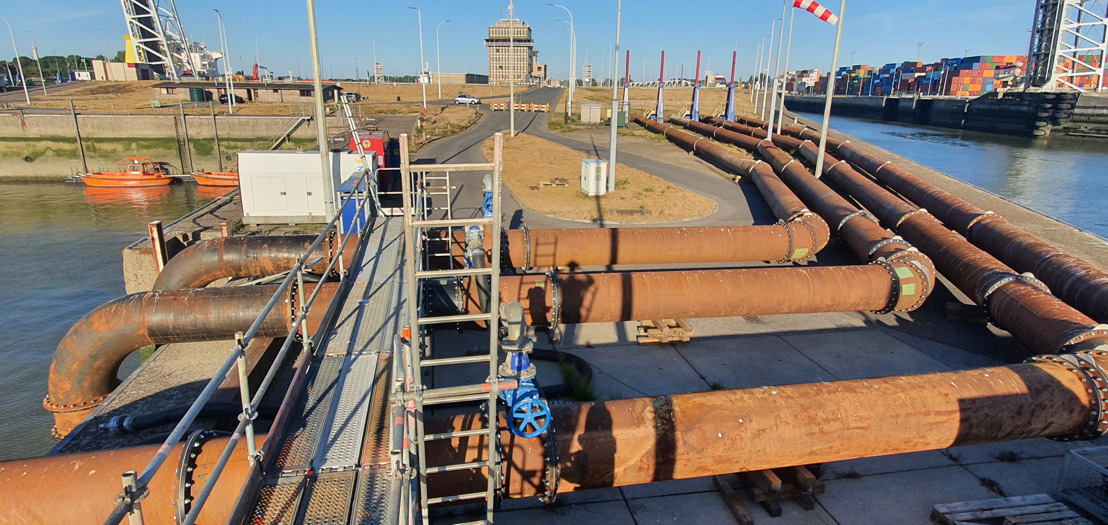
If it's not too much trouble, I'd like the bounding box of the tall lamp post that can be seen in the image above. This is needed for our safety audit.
[214,9,234,114]
[26,30,46,96]
[408,7,427,111]
[436,19,450,100]
[607,0,623,193]
[1,18,30,105]
[548,3,575,118]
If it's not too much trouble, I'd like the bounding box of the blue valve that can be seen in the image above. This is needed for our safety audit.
[508,384,551,438]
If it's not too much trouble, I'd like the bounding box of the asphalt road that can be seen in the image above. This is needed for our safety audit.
[0,80,91,104]
[416,87,773,230]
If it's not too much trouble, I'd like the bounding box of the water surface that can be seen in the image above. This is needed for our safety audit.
[0,182,223,460]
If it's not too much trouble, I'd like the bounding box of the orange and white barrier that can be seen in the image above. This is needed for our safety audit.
[490,103,550,112]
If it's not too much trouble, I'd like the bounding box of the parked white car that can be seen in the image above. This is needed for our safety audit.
[453,93,481,105]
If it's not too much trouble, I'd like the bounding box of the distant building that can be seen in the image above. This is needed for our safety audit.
[152,81,342,103]
[435,73,490,85]
[485,11,541,86]
[92,59,155,81]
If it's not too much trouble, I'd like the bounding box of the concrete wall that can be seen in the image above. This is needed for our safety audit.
[0,113,341,178]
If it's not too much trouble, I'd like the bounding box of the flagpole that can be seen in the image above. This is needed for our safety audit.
[813,0,846,180]
[778,4,796,134]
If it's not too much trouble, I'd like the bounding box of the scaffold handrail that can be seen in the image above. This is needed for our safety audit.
[102,167,373,525]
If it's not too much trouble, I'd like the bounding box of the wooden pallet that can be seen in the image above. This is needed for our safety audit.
[931,494,1091,525]
[636,319,694,344]
[714,466,825,523]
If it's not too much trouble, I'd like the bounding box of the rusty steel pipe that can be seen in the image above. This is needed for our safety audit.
[450,224,828,268]
[782,138,1108,353]
[9,351,1107,517]
[460,265,929,327]
[666,116,923,266]
[745,117,1108,323]
[152,234,352,290]
[425,350,1106,499]
[46,283,339,436]
[0,435,260,523]
[629,116,827,241]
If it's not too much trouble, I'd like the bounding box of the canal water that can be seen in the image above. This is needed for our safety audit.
[795,111,1108,239]
[0,183,227,461]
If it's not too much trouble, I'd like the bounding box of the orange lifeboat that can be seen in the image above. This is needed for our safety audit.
[192,162,239,187]
[80,157,174,188]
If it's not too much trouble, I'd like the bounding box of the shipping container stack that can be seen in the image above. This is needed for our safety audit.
[943,55,1027,97]
[834,64,876,95]
[1055,54,1106,90]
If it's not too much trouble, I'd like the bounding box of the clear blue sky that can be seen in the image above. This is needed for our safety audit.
[2,0,1035,80]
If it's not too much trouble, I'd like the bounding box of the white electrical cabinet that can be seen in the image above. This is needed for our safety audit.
[581,158,608,196]
[238,150,375,224]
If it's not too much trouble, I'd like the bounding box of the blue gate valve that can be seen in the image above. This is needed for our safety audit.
[496,301,553,438]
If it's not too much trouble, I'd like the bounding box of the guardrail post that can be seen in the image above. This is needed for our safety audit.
[296,258,311,344]
[120,470,145,525]
[234,332,258,463]
[147,221,168,273]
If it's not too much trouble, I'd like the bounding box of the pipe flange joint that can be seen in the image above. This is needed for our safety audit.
[872,160,895,176]
[981,272,1050,327]
[876,253,934,313]
[777,220,797,263]
[1063,324,1108,350]
[326,229,339,278]
[894,208,930,229]
[547,270,562,334]
[866,236,913,262]
[1029,352,1108,441]
[176,429,218,522]
[785,213,820,262]
[288,280,301,340]
[42,393,111,414]
[539,411,561,505]
[837,209,879,232]
[964,211,1004,233]
[522,223,533,272]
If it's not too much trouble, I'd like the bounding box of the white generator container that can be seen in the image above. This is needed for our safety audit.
[581,158,608,196]
[239,149,374,224]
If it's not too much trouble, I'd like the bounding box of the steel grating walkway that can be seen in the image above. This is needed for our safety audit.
[252,217,406,524]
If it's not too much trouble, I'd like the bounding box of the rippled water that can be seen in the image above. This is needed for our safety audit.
[0,183,224,461]
[795,112,1108,239]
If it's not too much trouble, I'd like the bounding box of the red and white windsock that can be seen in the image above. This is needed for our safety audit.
[794,0,839,25]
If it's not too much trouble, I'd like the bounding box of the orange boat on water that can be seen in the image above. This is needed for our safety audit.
[80,157,174,188]
[192,162,239,187]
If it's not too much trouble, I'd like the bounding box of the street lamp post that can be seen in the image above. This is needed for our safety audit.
[777,1,796,133]
[26,30,46,96]
[1,18,30,105]
[548,3,575,118]
[761,19,779,120]
[214,9,234,114]
[408,7,427,111]
[436,19,450,100]
[608,0,623,194]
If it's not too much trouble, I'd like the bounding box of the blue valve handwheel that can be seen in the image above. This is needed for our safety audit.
[510,390,551,438]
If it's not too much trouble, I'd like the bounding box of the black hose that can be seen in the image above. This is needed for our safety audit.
[532,349,593,399]
[99,402,280,435]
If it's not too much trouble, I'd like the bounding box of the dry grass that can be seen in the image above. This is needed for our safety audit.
[481,131,716,224]
[549,86,762,133]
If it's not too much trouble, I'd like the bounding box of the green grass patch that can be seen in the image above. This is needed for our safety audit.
[557,356,596,402]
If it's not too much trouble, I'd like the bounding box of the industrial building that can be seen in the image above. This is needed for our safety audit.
[484,12,545,86]
[152,81,342,103]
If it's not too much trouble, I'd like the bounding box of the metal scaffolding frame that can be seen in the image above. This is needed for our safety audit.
[119,0,198,81]
[1025,0,1108,92]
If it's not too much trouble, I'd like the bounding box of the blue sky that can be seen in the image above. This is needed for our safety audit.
[1,0,1036,80]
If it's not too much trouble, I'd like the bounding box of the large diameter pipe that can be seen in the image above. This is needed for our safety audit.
[0,435,259,523]
[745,117,1108,323]
[832,141,1108,324]
[426,350,1105,499]
[788,140,1108,353]
[666,116,919,266]
[452,224,827,268]
[152,234,352,290]
[46,283,339,436]
[461,265,929,326]
[11,352,1105,517]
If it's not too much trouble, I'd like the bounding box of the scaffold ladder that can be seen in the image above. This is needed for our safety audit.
[398,132,505,524]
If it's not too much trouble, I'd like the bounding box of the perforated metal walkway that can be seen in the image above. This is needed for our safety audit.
[251,218,406,524]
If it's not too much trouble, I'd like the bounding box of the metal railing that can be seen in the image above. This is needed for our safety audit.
[103,168,375,525]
